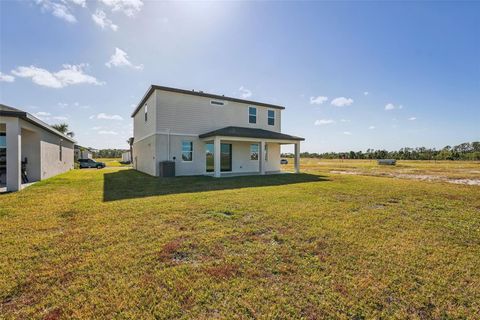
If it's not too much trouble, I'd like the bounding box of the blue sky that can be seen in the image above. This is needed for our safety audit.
[1,1,479,152]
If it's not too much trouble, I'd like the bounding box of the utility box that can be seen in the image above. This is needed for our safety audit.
[159,161,175,177]
[377,159,396,165]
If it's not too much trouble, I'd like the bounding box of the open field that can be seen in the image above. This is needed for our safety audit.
[285,159,480,185]
[1,161,479,318]
[95,158,131,168]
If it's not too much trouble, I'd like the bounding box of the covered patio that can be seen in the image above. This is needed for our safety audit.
[199,126,304,178]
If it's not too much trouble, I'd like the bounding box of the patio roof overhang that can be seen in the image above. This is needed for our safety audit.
[198,126,304,143]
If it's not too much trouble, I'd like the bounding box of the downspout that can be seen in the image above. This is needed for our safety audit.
[167,128,171,160]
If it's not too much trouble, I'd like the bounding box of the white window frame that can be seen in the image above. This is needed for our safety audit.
[248,107,257,124]
[181,140,193,162]
[144,104,148,122]
[267,109,275,126]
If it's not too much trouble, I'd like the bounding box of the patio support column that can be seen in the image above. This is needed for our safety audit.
[214,136,221,178]
[259,140,266,175]
[6,118,21,191]
[294,141,300,173]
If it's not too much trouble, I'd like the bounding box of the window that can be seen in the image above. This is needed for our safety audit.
[268,110,275,126]
[249,107,257,124]
[0,133,5,148]
[59,139,63,161]
[144,104,148,122]
[210,100,225,106]
[250,144,259,160]
[182,140,193,161]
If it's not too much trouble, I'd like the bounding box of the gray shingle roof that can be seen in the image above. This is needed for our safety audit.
[199,126,304,141]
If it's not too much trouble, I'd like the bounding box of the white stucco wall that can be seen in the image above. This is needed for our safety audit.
[1,117,74,190]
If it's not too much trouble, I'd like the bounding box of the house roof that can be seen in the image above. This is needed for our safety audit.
[199,126,305,141]
[131,85,285,117]
[0,104,76,143]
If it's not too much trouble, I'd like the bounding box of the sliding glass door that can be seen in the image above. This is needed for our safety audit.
[205,143,232,172]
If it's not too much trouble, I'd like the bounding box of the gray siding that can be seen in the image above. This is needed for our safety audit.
[155,90,281,135]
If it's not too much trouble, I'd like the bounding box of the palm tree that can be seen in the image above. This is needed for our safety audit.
[52,123,74,137]
[127,137,134,163]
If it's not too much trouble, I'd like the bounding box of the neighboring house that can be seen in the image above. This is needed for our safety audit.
[74,145,93,160]
[0,104,75,192]
[131,85,304,177]
[121,151,132,163]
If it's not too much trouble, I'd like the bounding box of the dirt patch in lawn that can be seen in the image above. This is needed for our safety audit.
[330,170,480,186]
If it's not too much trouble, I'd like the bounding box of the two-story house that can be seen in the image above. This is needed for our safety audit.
[131,85,304,177]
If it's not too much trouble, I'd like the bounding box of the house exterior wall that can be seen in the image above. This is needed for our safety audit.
[154,90,281,134]
[133,134,157,176]
[0,117,74,190]
[39,127,74,180]
[133,91,157,140]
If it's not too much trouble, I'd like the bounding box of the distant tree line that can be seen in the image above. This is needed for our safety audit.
[282,141,480,161]
[92,149,128,158]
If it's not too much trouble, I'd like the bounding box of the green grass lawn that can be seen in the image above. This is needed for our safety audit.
[95,158,130,167]
[1,163,479,319]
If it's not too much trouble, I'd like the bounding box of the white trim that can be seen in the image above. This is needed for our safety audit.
[133,131,199,144]
[248,106,257,124]
[200,135,300,144]
[181,140,194,162]
[267,109,275,126]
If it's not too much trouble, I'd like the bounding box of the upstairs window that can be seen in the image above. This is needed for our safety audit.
[250,144,259,160]
[268,110,275,126]
[249,107,257,124]
[144,104,148,122]
[182,141,193,161]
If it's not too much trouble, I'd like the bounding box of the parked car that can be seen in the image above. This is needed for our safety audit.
[280,159,289,165]
[78,159,106,169]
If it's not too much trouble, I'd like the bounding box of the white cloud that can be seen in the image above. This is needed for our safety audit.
[92,9,118,31]
[368,126,375,130]
[94,113,123,120]
[385,103,403,111]
[239,86,252,99]
[53,116,69,120]
[0,72,14,82]
[105,48,143,70]
[36,0,77,23]
[12,64,104,88]
[343,131,352,135]
[408,117,417,121]
[314,119,335,126]
[35,111,51,117]
[364,91,369,96]
[98,130,118,135]
[331,97,354,107]
[100,0,144,17]
[66,0,86,7]
[310,96,328,105]
[340,119,350,123]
